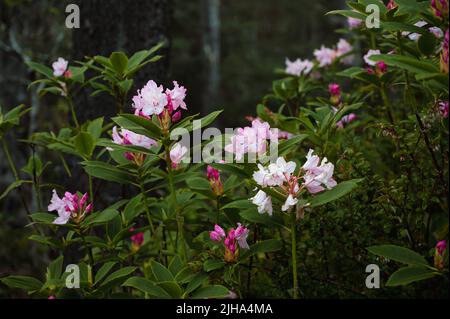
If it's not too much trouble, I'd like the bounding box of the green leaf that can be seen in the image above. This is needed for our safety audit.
[25,61,53,78]
[82,161,134,184]
[30,213,56,224]
[184,272,209,295]
[203,260,226,272]
[99,267,136,288]
[87,117,104,141]
[185,110,223,131]
[123,194,143,224]
[0,276,43,291]
[109,52,128,74]
[369,54,439,75]
[74,132,95,159]
[122,277,171,298]
[47,256,64,280]
[386,266,438,286]
[240,239,282,259]
[151,261,174,282]
[418,32,437,56]
[277,134,308,156]
[367,245,429,266]
[185,177,211,191]
[84,209,119,226]
[94,261,117,284]
[113,114,161,140]
[191,285,229,299]
[0,180,29,201]
[310,178,363,207]
[168,256,184,276]
[158,281,182,298]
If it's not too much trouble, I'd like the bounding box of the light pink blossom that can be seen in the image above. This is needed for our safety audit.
[170,143,188,167]
[285,58,314,76]
[348,17,362,29]
[314,46,337,67]
[336,39,354,64]
[166,81,187,111]
[132,80,168,116]
[52,58,68,77]
[48,190,92,225]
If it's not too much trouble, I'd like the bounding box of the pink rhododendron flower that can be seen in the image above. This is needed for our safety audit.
[431,0,449,19]
[336,113,357,129]
[225,119,274,161]
[111,126,157,165]
[336,39,354,64]
[348,17,362,29]
[302,150,337,194]
[285,58,314,76]
[210,224,250,262]
[314,45,337,67]
[132,80,167,116]
[166,81,187,111]
[48,190,92,225]
[52,57,68,77]
[364,49,381,66]
[112,126,157,149]
[48,296,56,300]
[439,101,449,118]
[170,143,188,168]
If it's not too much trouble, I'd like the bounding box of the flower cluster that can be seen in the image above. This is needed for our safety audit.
[284,58,314,76]
[207,165,224,196]
[313,38,354,67]
[132,80,187,126]
[225,119,275,161]
[251,151,337,215]
[111,126,157,165]
[210,224,250,263]
[48,190,93,224]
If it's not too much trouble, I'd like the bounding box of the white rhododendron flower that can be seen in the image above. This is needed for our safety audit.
[250,190,273,216]
[132,80,168,116]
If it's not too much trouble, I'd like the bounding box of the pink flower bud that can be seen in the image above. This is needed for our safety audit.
[214,224,226,238]
[64,70,73,79]
[207,165,220,181]
[171,111,182,123]
[85,203,93,214]
[210,231,223,242]
[48,296,56,300]
[79,193,88,208]
[328,83,341,96]
[376,61,388,74]
[387,0,398,10]
[436,240,447,255]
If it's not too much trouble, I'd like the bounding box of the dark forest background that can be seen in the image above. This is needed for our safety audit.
[0,0,346,297]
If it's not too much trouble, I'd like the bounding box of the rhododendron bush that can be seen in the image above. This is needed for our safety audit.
[0,0,448,299]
